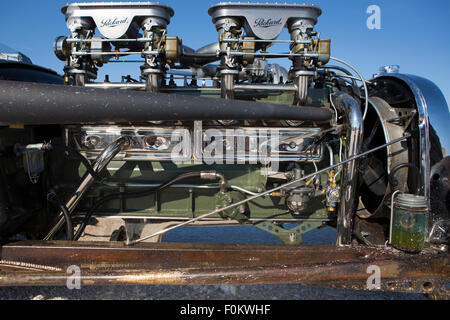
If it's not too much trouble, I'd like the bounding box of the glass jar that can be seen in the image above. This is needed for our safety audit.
[391,194,428,253]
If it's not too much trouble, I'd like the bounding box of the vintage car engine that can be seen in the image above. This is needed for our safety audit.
[0,2,448,252]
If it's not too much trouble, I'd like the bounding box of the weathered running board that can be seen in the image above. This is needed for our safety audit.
[0,241,448,298]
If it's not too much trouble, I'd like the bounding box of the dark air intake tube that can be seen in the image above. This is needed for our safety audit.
[0,80,332,125]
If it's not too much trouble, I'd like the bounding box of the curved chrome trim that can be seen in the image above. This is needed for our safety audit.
[375,73,450,202]
[331,92,363,245]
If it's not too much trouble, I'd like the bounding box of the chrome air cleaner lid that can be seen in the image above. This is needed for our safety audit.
[61,2,174,38]
[208,2,322,40]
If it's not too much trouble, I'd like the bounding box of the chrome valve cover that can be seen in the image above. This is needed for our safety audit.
[66,125,323,164]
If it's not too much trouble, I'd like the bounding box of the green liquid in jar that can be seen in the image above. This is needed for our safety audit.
[391,208,427,253]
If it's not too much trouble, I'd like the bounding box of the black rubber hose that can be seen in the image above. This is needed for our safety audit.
[0,80,332,125]
[73,172,202,240]
[388,163,422,195]
[47,193,74,241]
[48,144,103,181]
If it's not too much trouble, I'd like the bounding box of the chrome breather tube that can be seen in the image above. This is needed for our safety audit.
[331,92,363,246]
[294,71,315,106]
[44,137,131,240]
[221,70,238,100]
[145,72,161,93]
[127,134,411,246]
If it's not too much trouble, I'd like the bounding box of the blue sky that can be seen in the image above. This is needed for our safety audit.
[1,0,449,105]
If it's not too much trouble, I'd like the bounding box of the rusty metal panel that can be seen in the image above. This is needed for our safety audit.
[0,241,448,298]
